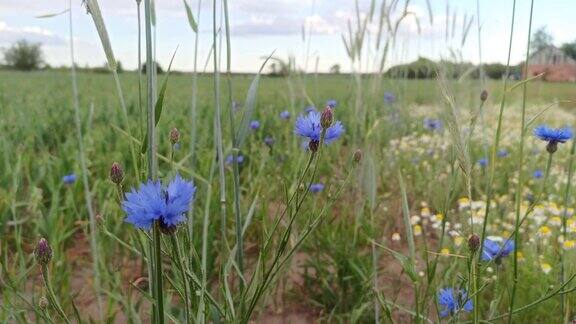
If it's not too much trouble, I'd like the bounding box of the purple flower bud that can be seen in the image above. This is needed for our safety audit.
[264,136,275,147]
[480,90,488,102]
[468,234,480,253]
[320,106,334,129]
[110,162,124,184]
[170,128,180,145]
[35,238,52,266]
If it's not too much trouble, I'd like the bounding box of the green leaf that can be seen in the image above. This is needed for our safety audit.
[151,0,157,26]
[373,241,418,283]
[182,0,198,33]
[85,0,117,71]
[35,9,69,19]
[141,47,179,154]
[235,51,274,148]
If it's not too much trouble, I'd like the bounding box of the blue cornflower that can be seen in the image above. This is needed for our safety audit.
[123,174,196,231]
[384,91,396,104]
[304,105,317,114]
[226,154,244,165]
[280,110,290,120]
[264,136,275,147]
[62,174,77,185]
[497,149,509,158]
[534,125,572,153]
[294,111,344,146]
[250,120,260,130]
[533,169,543,179]
[438,288,473,318]
[309,183,324,193]
[326,99,337,108]
[481,238,514,263]
[423,118,442,131]
[478,158,488,168]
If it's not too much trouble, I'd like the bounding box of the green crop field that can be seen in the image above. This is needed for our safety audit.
[2,68,576,322]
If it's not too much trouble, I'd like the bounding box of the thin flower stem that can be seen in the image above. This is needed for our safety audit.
[221,0,244,293]
[244,133,325,322]
[490,273,576,321]
[188,0,202,245]
[560,141,576,316]
[170,235,191,324]
[41,265,70,324]
[137,0,143,140]
[144,0,162,322]
[475,1,517,322]
[152,224,164,323]
[211,0,229,277]
[508,1,535,322]
[68,1,102,318]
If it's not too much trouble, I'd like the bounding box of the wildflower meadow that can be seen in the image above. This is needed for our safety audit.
[2,0,576,323]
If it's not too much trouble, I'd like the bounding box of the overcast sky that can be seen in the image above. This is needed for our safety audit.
[0,0,575,73]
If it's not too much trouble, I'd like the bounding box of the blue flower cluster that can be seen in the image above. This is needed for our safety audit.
[384,91,396,104]
[294,110,344,146]
[250,120,260,130]
[123,175,196,230]
[226,154,245,165]
[533,125,572,144]
[62,173,77,185]
[423,118,442,131]
[309,183,325,193]
[280,110,290,120]
[438,288,473,318]
[534,125,572,153]
[481,238,514,263]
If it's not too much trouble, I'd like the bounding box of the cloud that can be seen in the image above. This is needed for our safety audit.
[231,14,338,36]
[0,21,65,45]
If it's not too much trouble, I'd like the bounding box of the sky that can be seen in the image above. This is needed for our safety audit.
[0,0,575,73]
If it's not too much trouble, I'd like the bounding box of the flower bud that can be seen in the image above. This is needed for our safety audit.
[468,234,480,253]
[109,162,124,184]
[308,140,320,153]
[34,238,52,266]
[320,106,334,129]
[170,128,180,145]
[480,89,488,102]
[39,296,49,310]
[547,141,558,154]
[264,136,275,147]
[353,149,362,163]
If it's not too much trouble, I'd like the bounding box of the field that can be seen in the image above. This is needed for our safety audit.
[2,66,576,323]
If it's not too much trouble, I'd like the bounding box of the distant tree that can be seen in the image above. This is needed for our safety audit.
[266,56,291,77]
[329,64,341,74]
[3,39,44,71]
[483,63,507,79]
[116,61,124,73]
[531,26,553,53]
[561,41,576,60]
[141,61,164,74]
